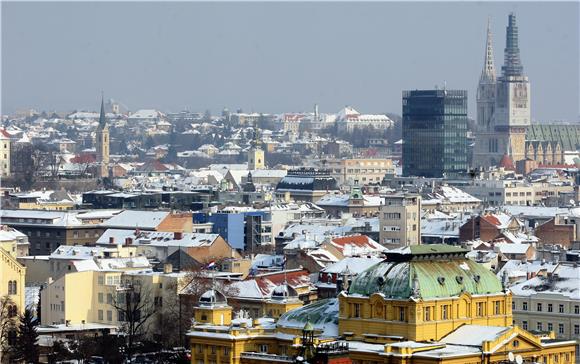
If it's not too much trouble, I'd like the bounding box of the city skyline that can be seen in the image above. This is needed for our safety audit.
[2,2,579,122]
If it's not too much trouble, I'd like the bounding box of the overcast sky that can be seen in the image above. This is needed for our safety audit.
[2,1,578,121]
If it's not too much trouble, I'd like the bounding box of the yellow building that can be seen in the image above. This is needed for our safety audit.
[0,128,11,177]
[188,245,577,364]
[40,264,180,331]
[0,245,26,314]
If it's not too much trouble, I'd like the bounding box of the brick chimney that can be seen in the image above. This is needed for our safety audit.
[109,236,115,244]
[125,237,133,245]
[174,231,183,240]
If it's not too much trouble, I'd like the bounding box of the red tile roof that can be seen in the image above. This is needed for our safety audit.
[251,269,312,296]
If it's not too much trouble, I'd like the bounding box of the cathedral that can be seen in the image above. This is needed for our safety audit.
[473,14,530,168]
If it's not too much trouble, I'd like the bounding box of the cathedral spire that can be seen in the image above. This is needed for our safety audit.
[502,13,524,77]
[480,17,496,83]
[98,92,107,128]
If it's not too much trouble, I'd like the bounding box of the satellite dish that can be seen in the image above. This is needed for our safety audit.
[515,355,523,364]
[508,352,515,362]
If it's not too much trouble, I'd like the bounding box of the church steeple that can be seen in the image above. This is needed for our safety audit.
[502,13,524,77]
[98,93,107,129]
[480,18,496,83]
[96,93,110,178]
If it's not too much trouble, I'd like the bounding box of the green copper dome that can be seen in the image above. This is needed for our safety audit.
[348,245,503,299]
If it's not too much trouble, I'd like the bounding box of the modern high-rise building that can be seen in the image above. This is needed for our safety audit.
[473,13,530,168]
[402,89,468,178]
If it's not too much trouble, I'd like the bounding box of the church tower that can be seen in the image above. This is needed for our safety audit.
[494,13,530,164]
[247,121,265,170]
[473,14,530,168]
[473,19,497,168]
[95,95,110,179]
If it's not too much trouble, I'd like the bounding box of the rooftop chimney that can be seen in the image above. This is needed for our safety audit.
[125,237,133,245]
[109,236,115,244]
[163,263,173,274]
[174,231,183,240]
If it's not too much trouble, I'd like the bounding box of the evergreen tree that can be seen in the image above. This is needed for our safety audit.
[13,309,39,364]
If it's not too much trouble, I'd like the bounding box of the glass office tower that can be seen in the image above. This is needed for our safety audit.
[402,89,468,178]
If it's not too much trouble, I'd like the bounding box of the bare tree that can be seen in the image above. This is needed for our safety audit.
[160,266,239,348]
[0,295,18,363]
[111,275,157,359]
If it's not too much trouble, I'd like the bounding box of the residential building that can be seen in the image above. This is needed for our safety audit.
[379,192,421,248]
[335,106,393,133]
[510,263,580,342]
[96,229,240,264]
[275,168,339,203]
[316,187,382,218]
[402,89,468,178]
[0,210,106,255]
[322,158,394,186]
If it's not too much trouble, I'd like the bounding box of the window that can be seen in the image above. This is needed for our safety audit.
[537,303,542,312]
[98,293,103,303]
[548,323,553,332]
[353,304,361,318]
[259,344,268,353]
[522,321,528,330]
[118,311,125,322]
[107,310,112,321]
[495,301,501,315]
[107,293,113,304]
[98,276,104,285]
[210,346,216,354]
[512,301,515,310]
[223,347,230,356]
[383,213,401,219]
[399,307,406,321]
[574,325,579,335]
[512,340,519,348]
[537,322,543,331]
[98,310,103,321]
[7,281,17,295]
[558,324,564,335]
[523,302,528,311]
[548,304,553,312]
[559,304,564,313]
[476,302,484,317]
[575,305,579,314]
[425,307,432,321]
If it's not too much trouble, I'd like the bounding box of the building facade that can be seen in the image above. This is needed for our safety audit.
[402,89,468,178]
[379,193,421,248]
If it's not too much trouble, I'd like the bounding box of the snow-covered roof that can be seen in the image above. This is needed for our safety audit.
[509,264,580,299]
[320,257,382,275]
[97,229,220,248]
[101,210,169,229]
[493,243,532,255]
[441,325,510,347]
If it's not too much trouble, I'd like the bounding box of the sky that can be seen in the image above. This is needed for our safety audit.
[1,1,578,122]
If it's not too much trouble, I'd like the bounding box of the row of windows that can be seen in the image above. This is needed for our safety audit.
[517,301,580,314]
[522,321,580,335]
